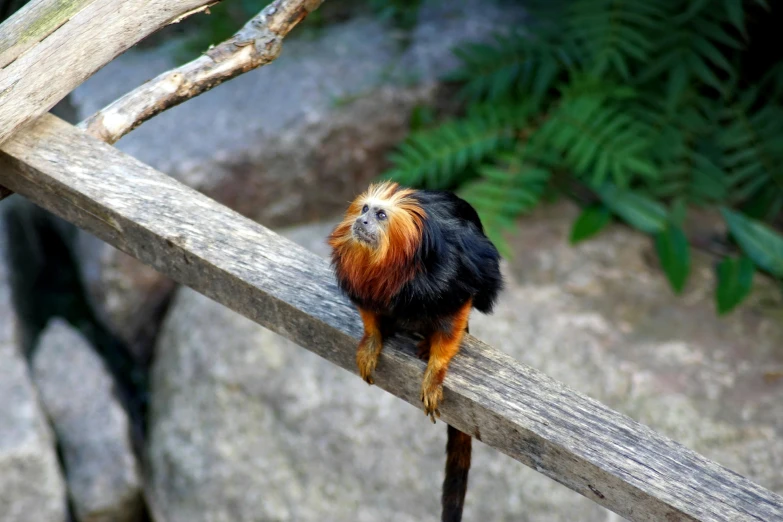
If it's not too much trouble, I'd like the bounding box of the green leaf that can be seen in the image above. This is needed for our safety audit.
[569,204,611,244]
[655,225,691,294]
[675,0,710,23]
[715,256,754,314]
[721,208,783,277]
[723,0,747,37]
[670,198,687,226]
[596,185,668,234]
[409,105,435,131]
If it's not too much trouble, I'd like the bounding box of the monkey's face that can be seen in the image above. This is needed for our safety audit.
[352,201,388,248]
[328,181,424,268]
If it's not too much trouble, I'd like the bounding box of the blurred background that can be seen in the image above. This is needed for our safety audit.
[1,0,782,521]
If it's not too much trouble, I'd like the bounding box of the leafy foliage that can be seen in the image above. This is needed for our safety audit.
[368,0,422,29]
[596,185,667,234]
[716,256,754,314]
[384,102,528,188]
[381,0,783,313]
[722,208,783,277]
[570,205,611,244]
[458,148,551,256]
[655,224,691,294]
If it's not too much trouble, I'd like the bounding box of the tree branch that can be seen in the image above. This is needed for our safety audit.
[78,0,324,144]
[0,0,225,146]
[0,0,323,200]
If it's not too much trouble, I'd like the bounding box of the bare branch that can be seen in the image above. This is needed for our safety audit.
[167,2,220,26]
[0,0,224,146]
[78,0,324,144]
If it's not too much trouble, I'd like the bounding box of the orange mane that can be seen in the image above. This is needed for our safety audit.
[328,181,426,306]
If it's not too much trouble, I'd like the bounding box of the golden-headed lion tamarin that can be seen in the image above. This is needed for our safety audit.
[328,181,503,522]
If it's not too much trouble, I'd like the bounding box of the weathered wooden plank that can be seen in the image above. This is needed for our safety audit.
[79,0,323,144]
[0,0,221,145]
[1,114,782,522]
[0,0,98,69]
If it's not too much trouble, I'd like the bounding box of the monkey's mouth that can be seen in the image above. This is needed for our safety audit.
[352,224,377,244]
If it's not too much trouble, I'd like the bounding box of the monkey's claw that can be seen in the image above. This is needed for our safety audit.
[420,383,443,423]
[356,334,382,385]
[356,349,376,384]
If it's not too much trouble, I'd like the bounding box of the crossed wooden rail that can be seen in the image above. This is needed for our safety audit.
[1,2,782,521]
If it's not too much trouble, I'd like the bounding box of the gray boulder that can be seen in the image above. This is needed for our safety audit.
[67,0,524,361]
[0,212,68,522]
[32,318,143,522]
[148,204,783,521]
[150,286,610,522]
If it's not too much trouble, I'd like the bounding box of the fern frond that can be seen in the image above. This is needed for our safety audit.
[383,102,530,189]
[759,61,783,102]
[532,79,658,187]
[566,0,667,80]
[722,0,748,37]
[459,149,551,255]
[639,6,741,108]
[720,101,783,216]
[637,97,731,204]
[448,29,578,105]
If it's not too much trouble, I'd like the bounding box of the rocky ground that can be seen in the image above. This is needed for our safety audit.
[0,215,67,522]
[2,0,783,521]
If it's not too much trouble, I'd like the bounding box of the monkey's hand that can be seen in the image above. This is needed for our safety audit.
[420,367,443,423]
[356,332,383,385]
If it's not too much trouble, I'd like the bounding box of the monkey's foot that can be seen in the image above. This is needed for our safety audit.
[420,370,443,423]
[356,334,382,385]
[416,339,431,361]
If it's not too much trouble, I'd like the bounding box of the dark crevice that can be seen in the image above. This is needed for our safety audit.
[1,196,153,522]
[2,197,150,430]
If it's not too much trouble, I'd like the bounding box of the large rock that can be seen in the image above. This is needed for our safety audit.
[32,318,144,522]
[151,286,607,522]
[68,0,524,361]
[148,205,783,521]
[0,210,68,522]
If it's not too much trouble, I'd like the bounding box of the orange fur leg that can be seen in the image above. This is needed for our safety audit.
[356,308,383,385]
[421,300,472,422]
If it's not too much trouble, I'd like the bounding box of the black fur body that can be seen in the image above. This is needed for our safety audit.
[341,190,503,326]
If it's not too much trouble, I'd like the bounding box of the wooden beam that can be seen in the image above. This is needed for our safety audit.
[1,114,782,522]
[0,0,221,146]
[0,0,99,69]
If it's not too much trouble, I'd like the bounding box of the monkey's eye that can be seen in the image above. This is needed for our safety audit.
[362,204,369,213]
[377,210,387,221]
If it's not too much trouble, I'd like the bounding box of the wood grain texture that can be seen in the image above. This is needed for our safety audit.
[0,0,222,146]
[1,114,783,522]
[0,0,98,69]
[79,0,324,144]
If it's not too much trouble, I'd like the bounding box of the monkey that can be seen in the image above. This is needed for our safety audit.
[328,181,503,522]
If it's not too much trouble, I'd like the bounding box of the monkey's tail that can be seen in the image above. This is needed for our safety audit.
[441,425,472,522]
